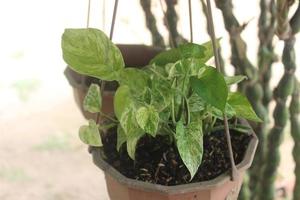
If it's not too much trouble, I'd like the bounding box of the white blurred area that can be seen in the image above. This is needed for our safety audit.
[0,0,299,199]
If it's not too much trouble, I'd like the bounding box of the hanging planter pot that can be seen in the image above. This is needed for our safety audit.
[61,0,262,199]
[64,44,163,120]
[91,119,258,200]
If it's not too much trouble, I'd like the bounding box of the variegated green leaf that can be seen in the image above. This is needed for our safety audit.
[176,121,203,180]
[127,129,145,160]
[79,119,102,147]
[136,106,159,136]
[83,83,102,113]
[62,28,124,81]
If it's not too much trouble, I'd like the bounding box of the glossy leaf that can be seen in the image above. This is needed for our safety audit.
[114,85,133,120]
[83,83,102,113]
[117,125,127,151]
[191,66,228,112]
[79,119,102,147]
[62,28,124,81]
[176,121,203,180]
[227,92,263,122]
[136,106,159,136]
[225,75,247,85]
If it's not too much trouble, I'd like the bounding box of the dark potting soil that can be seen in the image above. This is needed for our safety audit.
[101,127,251,186]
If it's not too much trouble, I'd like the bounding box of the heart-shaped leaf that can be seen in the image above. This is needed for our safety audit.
[62,28,124,81]
[136,106,159,136]
[191,66,228,112]
[176,121,203,180]
[79,120,102,147]
[83,84,102,113]
[227,92,263,122]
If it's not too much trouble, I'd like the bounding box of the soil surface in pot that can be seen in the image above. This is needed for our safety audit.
[101,127,251,186]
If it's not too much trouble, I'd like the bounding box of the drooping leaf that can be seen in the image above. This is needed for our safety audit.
[83,83,102,113]
[227,92,263,122]
[79,119,102,147]
[136,106,159,136]
[175,121,203,180]
[117,125,127,151]
[126,129,145,160]
[62,28,124,81]
[150,48,181,66]
[225,75,247,85]
[119,68,149,93]
[114,85,133,120]
[190,66,228,112]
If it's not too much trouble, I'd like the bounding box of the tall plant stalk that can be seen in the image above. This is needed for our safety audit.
[259,1,299,199]
[140,0,165,47]
[290,79,300,200]
[248,1,277,199]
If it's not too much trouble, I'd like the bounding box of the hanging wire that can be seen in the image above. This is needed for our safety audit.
[188,0,193,43]
[102,0,106,30]
[109,0,119,40]
[159,0,176,48]
[87,0,91,28]
[96,0,119,124]
[205,0,238,181]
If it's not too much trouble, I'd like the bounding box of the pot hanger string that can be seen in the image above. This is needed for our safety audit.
[86,0,91,28]
[188,0,193,43]
[204,0,238,181]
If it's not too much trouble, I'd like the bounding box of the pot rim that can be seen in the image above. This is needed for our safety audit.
[91,119,258,195]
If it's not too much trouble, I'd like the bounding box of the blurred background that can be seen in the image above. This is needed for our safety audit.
[0,0,299,199]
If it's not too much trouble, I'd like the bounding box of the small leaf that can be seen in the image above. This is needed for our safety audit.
[117,125,127,151]
[150,48,181,66]
[120,108,138,136]
[79,120,102,147]
[83,84,102,113]
[176,121,203,180]
[191,66,228,112]
[188,94,205,112]
[62,28,124,81]
[114,85,133,120]
[225,75,247,85]
[227,92,263,122]
[136,106,159,136]
[127,129,145,160]
[178,43,206,60]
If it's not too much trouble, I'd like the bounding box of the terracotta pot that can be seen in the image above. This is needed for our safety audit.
[91,120,258,200]
[64,44,163,120]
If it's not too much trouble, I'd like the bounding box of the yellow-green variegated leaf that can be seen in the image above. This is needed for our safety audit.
[117,125,127,152]
[79,120,102,147]
[83,83,102,113]
[62,28,124,81]
[175,121,203,180]
[136,106,159,136]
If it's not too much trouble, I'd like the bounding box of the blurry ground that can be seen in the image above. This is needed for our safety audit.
[0,0,299,199]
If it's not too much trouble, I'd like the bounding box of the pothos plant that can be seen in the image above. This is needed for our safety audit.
[61,28,262,180]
